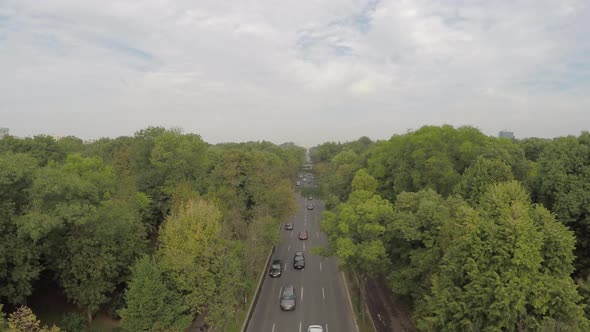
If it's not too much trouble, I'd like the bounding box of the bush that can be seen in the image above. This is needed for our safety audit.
[59,312,86,332]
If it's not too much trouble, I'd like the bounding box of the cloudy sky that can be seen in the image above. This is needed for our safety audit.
[1,0,589,146]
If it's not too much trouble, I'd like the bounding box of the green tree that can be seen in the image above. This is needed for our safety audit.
[0,152,41,304]
[418,182,588,331]
[534,133,590,272]
[119,256,191,332]
[453,158,514,204]
[55,200,146,322]
[321,170,393,314]
[157,197,243,326]
[6,306,61,332]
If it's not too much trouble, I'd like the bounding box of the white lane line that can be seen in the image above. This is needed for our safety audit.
[303,242,306,251]
[301,286,304,303]
[279,287,283,300]
[322,287,325,301]
[288,244,291,252]
[320,262,322,272]
[272,323,275,332]
[317,231,319,239]
[326,324,329,332]
[290,231,293,239]
[284,264,287,272]
[299,322,302,332]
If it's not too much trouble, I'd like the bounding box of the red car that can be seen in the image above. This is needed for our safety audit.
[299,230,308,240]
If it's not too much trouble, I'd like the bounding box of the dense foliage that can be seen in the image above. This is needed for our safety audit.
[316,125,590,330]
[0,129,304,329]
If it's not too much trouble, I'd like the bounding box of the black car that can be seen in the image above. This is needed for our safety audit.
[285,222,294,230]
[269,259,282,277]
[280,284,296,311]
[293,251,305,269]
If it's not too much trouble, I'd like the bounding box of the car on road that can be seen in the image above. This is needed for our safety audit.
[307,325,323,332]
[280,284,296,311]
[303,178,307,182]
[299,230,308,240]
[296,181,301,186]
[293,251,305,269]
[269,259,283,277]
[307,203,314,210]
[308,195,313,200]
[285,222,294,230]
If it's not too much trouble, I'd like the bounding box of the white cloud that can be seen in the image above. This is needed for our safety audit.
[0,0,589,145]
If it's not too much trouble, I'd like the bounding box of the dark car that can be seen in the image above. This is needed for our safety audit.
[280,284,296,311]
[299,230,308,240]
[285,222,294,230]
[293,251,305,269]
[269,259,282,278]
[306,203,314,210]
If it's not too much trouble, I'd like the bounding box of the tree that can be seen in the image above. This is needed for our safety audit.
[55,200,146,322]
[385,190,457,302]
[453,158,514,204]
[418,182,588,331]
[321,170,393,314]
[6,306,61,332]
[535,133,590,272]
[157,197,243,326]
[0,152,41,304]
[119,256,191,332]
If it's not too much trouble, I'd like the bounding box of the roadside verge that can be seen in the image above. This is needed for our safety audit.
[239,246,274,332]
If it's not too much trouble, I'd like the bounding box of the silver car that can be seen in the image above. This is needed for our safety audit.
[307,325,323,332]
[280,284,296,311]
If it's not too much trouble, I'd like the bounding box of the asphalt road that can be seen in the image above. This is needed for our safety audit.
[247,177,357,332]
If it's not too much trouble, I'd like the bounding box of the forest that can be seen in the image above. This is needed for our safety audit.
[0,127,304,331]
[312,125,590,331]
[2,124,590,331]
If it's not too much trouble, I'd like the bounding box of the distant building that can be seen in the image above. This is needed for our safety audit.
[499,130,515,140]
[0,127,8,139]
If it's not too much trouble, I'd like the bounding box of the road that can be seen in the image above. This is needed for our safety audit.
[247,177,357,332]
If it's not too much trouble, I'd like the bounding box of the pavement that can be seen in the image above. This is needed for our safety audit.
[246,177,357,332]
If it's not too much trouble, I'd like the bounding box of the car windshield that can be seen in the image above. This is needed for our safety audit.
[295,256,303,261]
[282,290,295,300]
[272,263,281,269]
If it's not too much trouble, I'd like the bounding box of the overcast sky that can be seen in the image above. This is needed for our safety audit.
[1,0,589,146]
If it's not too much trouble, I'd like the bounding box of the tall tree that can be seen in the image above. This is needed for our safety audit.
[321,169,393,313]
[119,256,191,332]
[157,197,243,326]
[0,152,41,304]
[453,158,514,204]
[418,182,588,331]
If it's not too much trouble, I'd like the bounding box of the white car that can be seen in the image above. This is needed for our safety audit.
[307,325,323,332]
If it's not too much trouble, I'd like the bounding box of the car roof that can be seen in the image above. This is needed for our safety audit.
[308,326,323,332]
[295,251,303,255]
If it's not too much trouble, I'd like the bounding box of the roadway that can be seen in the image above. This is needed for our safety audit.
[246,176,357,332]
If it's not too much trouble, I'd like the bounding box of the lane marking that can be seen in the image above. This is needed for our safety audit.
[326,324,329,332]
[279,287,283,300]
[320,262,322,272]
[317,231,319,239]
[299,322,302,332]
[301,286,304,303]
[322,287,325,301]
[284,264,287,272]
[272,323,275,332]
[303,242,306,252]
[288,244,291,252]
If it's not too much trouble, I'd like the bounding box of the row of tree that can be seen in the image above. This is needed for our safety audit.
[0,128,304,330]
[313,125,590,330]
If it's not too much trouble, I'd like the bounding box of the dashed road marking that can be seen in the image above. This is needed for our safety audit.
[320,262,322,272]
[301,286,304,303]
[288,244,291,252]
[272,323,275,332]
[322,287,325,301]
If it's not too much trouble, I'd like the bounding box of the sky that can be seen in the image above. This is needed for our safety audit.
[1,0,589,146]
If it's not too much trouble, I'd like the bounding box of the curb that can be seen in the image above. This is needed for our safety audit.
[240,246,274,332]
[341,271,361,332]
[365,301,378,332]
